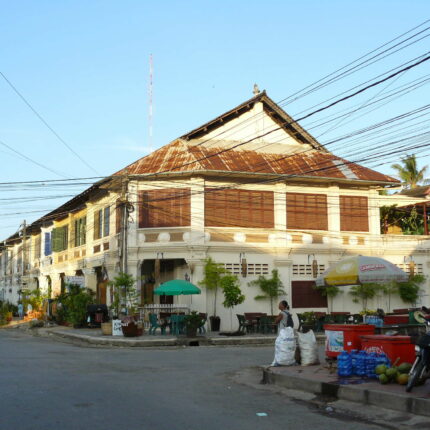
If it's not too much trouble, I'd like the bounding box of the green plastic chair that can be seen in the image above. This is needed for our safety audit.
[237,314,252,333]
[170,314,185,335]
[259,316,277,334]
[149,313,166,335]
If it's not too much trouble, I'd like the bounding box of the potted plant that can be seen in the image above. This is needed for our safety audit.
[301,311,317,332]
[63,284,95,328]
[249,269,285,315]
[183,311,203,338]
[220,274,245,334]
[198,258,226,331]
[109,273,142,337]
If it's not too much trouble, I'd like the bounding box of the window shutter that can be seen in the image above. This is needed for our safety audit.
[286,193,328,230]
[103,207,110,237]
[139,188,191,228]
[94,210,101,240]
[204,188,274,228]
[116,201,123,233]
[340,196,369,232]
[52,229,60,253]
[44,232,52,256]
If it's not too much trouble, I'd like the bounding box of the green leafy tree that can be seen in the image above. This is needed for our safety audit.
[62,284,95,327]
[198,257,227,317]
[349,283,382,312]
[391,154,429,189]
[22,288,47,312]
[108,272,138,317]
[221,274,245,331]
[397,274,425,306]
[248,269,286,315]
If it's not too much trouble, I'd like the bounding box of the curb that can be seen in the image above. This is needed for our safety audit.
[40,328,278,348]
[262,367,430,418]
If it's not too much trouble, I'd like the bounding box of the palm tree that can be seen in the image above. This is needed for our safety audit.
[391,154,429,189]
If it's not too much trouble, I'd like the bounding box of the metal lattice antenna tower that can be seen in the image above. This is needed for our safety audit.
[148,54,153,153]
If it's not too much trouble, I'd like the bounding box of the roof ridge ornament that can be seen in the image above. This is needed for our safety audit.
[253,83,260,95]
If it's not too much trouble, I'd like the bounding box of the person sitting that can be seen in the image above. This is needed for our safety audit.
[274,300,294,329]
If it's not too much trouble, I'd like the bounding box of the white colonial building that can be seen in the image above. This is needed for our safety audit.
[1,90,429,329]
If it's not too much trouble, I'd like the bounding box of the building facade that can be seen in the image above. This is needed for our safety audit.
[1,91,429,330]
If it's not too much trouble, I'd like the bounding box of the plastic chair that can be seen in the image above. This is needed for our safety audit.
[148,313,166,335]
[237,314,252,333]
[170,314,185,335]
[259,316,277,334]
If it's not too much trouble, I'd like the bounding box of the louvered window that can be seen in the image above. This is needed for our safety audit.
[44,233,52,256]
[286,193,328,230]
[115,201,123,234]
[340,196,369,232]
[139,188,191,228]
[52,226,68,252]
[205,189,274,228]
[34,235,41,259]
[94,207,110,239]
[74,216,87,247]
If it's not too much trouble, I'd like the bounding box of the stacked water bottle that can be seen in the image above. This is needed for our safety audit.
[337,349,390,377]
[364,315,384,327]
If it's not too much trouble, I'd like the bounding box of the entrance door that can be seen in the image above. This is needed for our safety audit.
[97,281,107,304]
[95,267,107,304]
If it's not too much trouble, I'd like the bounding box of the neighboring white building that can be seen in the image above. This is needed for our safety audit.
[1,90,429,330]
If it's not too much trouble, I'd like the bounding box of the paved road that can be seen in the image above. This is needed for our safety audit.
[0,330,383,430]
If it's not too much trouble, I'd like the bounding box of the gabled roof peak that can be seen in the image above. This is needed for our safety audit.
[180,90,326,151]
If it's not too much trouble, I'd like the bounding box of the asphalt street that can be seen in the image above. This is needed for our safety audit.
[0,330,384,430]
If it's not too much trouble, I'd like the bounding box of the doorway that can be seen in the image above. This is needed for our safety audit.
[140,258,188,305]
[95,267,107,304]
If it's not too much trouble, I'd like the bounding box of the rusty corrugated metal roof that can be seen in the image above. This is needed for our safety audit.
[114,140,398,183]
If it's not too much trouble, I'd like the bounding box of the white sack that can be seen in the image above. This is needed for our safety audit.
[271,327,296,366]
[297,329,319,366]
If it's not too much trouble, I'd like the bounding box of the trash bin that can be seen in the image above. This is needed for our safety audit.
[324,324,375,358]
[360,335,415,364]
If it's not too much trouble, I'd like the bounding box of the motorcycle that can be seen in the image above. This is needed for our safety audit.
[406,307,430,393]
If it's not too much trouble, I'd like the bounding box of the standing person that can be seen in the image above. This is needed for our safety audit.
[17,302,24,319]
[275,300,294,329]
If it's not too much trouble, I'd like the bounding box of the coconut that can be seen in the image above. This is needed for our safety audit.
[397,373,409,385]
[375,364,387,375]
[398,363,412,374]
[379,374,389,384]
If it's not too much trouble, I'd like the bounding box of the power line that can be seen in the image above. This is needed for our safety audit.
[0,70,101,175]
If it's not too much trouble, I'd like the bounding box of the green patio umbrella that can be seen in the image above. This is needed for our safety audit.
[153,280,201,296]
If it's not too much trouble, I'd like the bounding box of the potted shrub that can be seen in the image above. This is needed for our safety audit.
[63,284,95,328]
[109,273,142,337]
[183,311,203,338]
[301,311,317,332]
[198,258,226,331]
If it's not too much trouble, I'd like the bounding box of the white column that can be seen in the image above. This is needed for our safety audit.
[190,177,205,244]
[274,183,287,230]
[327,185,340,233]
[368,190,380,235]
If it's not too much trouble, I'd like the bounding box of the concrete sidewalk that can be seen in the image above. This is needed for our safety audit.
[35,326,283,347]
[262,363,430,417]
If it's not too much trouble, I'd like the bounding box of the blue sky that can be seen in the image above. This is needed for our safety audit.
[0,1,429,238]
